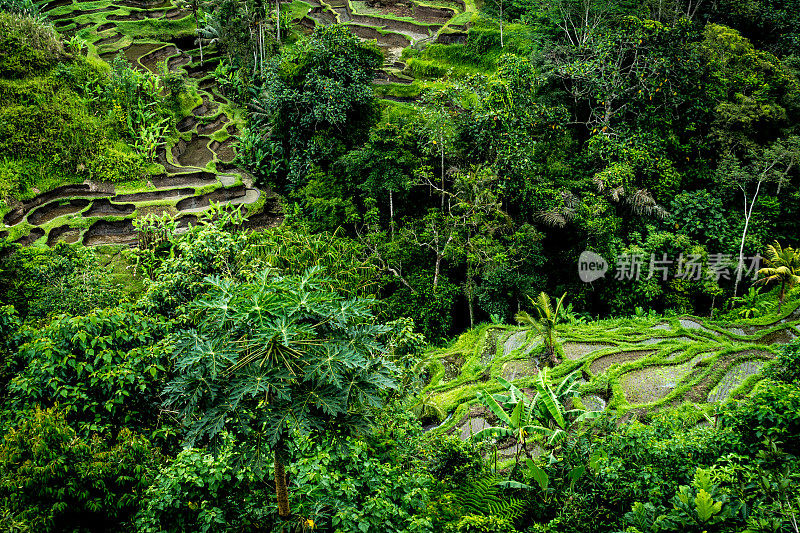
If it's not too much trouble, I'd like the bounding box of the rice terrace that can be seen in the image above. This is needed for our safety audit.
[1,0,800,531]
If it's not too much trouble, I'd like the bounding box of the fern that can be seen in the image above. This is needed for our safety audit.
[453,475,526,521]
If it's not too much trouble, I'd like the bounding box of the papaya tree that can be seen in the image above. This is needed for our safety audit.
[163,267,398,519]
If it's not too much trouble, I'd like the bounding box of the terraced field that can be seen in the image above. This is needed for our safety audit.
[2,0,470,246]
[299,0,470,80]
[1,0,283,246]
[422,303,800,453]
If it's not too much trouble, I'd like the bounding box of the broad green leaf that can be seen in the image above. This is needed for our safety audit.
[535,369,565,429]
[695,489,723,522]
[477,389,512,426]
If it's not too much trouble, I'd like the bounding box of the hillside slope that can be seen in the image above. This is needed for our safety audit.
[0,2,279,246]
[422,300,800,452]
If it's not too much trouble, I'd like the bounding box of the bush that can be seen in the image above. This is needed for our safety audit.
[7,307,172,437]
[453,515,517,533]
[85,141,146,182]
[721,381,800,455]
[0,13,63,78]
[426,435,485,484]
[0,406,164,532]
[768,338,800,383]
[0,244,124,320]
[135,436,271,533]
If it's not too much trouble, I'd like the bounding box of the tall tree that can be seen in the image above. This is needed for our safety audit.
[248,25,382,191]
[716,137,800,296]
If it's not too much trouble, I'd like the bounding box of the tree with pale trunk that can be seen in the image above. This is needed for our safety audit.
[715,136,800,296]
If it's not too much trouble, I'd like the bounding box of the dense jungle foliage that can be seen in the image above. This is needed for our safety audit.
[1,0,800,531]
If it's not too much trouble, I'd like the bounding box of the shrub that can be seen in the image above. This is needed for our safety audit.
[0,244,123,320]
[768,338,800,383]
[426,435,485,484]
[0,406,164,532]
[0,13,63,78]
[7,307,172,436]
[721,381,800,455]
[135,436,271,533]
[84,141,146,182]
[452,515,517,533]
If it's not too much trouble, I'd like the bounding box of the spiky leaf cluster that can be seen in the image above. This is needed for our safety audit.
[164,267,399,466]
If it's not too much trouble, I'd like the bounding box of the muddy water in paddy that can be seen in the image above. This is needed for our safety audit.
[348,24,411,47]
[48,225,82,245]
[107,10,165,21]
[113,187,194,202]
[209,138,236,162]
[175,186,249,212]
[707,359,767,403]
[501,359,539,381]
[27,199,90,225]
[119,42,165,68]
[15,228,45,245]
[43,0,73,11]
[757,328,797,345]
[621,355,705,405]
[151,171,218,189]
[167,53,191,72]
[563,342,614,361]
[50,6,115,19]
[177,115,198,132]
[309,8,337,24]
[115,0,173,8]
[95,33,123,49]
[139,45,179,73]
[172,134,214,167]
[197,115,229,135]
[191,94,218,116]
[83,219,136,246]
[83,199,135,217]
[3,185,111,226]
[185,61,217,78]
[590,350,655,375]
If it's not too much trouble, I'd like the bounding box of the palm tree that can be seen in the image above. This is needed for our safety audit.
[515,292,566,365]
[756,241,800,313]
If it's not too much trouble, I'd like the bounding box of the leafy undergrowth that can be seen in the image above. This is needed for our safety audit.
[421,297,800,439]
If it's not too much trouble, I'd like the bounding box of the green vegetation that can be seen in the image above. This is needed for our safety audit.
[1,0,800,531]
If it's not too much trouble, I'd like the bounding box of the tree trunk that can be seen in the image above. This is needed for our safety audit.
[734,180,763,297]
[499,0,503,47]
[276,0,281,43]
[389,189,394,241]
[274,446,290,518]
[440,136,445,210]
[779,280,786,314]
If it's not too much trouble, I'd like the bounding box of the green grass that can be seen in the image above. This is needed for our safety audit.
[420,297,800,435]
[286,0,313,21]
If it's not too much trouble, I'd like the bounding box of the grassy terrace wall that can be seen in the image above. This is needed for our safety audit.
[0,0,280,246]
[420,301,800,451]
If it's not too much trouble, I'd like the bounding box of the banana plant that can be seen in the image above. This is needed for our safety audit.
[471,368,601,465]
